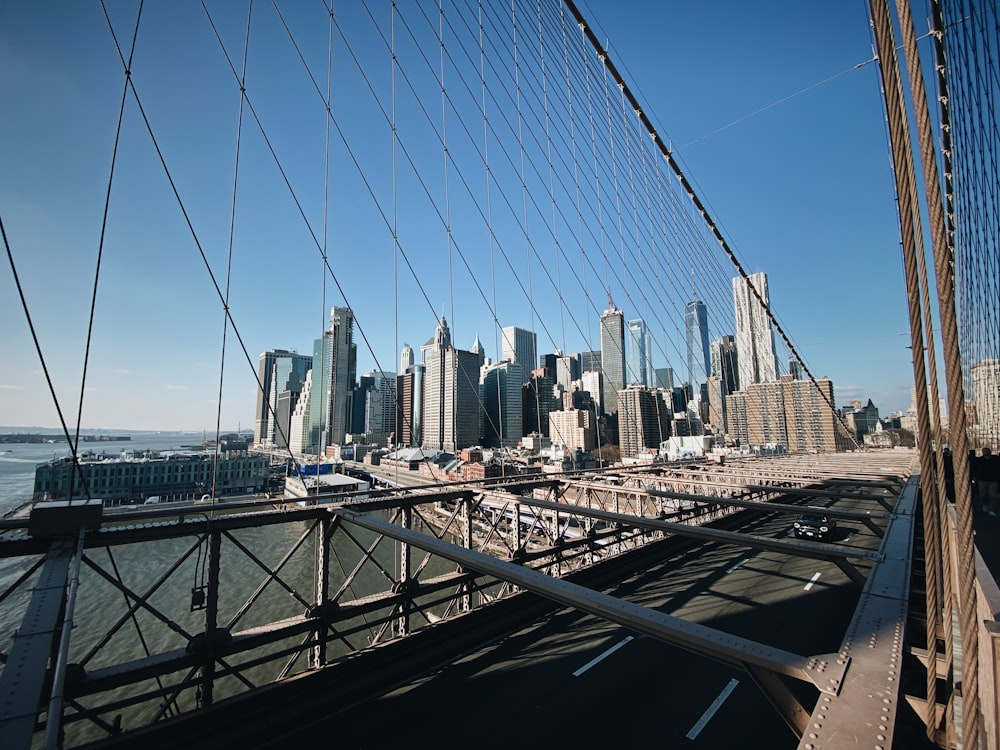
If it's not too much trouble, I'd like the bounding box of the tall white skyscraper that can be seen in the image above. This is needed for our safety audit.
[733,272,778,388]
[400,343,414,373]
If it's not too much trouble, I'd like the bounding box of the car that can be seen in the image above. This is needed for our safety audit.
[792,513,837,541]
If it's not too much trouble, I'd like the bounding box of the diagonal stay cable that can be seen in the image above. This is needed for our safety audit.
[99,3,298,475]
[72,1,145,504]
[1,213,93,501]
[211,0,255,500]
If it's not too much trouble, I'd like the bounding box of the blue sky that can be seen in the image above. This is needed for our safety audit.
[0,0,915,432]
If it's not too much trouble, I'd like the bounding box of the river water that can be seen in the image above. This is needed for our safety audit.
[0,432,457,744]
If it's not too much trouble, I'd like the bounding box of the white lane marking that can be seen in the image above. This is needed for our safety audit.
[804,572,821,591]
[726,558,749,574]
[686,678,739,740]
[572,636,634,677]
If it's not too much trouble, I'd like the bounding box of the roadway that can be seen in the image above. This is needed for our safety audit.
[259,486,928,749]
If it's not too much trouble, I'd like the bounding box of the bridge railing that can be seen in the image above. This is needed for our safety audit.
[1,481,712,748]
[972,536,1000,749]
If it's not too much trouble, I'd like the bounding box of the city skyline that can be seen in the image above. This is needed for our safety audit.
[1,2,916,431]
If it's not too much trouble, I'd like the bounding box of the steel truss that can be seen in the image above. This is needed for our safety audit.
[0,455,917,747]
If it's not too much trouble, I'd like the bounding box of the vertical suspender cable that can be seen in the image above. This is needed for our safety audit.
[211,0,254,502]
[561,0,858,451]
[870,0,979,745]
[898,0,982,743]
[892,0,951,739]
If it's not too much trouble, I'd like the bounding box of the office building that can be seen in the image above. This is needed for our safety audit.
[352,374,375,435]
[725,375,848,453]
[556,353,580,391]
[972,359,1000,449]
[303,307,357,453]
[627,318,653,386]
[400,343,414,373]
[710,335,739,395]
[523,371,557,437]
[396,363,424,447]
[482,361,525,447]
[733,272,778,387]
[423,316,481,452]
[548,408,597,453]
[618,386,672,458]
[579,350,602,375]
[685,299,711,387]
[253,349,312,449]
[501,326,537,381]
[600,303,626,415]
[582,370,603,416]
[363,369,397,445]
[706,376,726,433]
[654,367,674,391]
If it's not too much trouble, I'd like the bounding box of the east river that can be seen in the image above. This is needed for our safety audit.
[0,432,454,745]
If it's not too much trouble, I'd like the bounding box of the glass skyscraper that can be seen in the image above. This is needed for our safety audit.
[253,349,312,448]
[627,319,653,386]
[685,298,711,387]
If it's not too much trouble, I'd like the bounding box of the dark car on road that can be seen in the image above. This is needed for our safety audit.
[792,513,837,541]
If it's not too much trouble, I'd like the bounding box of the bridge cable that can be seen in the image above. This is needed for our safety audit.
[0,215,93,502]
[562,0,861,451]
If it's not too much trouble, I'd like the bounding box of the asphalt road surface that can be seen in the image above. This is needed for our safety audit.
[265,487,888,749]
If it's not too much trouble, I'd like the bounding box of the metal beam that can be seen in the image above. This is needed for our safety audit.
[335,508,849,694]
[585,483,891,536]
[743,484,896,503]
[795,475,918,749]
[513,496,875,586]
[0,536,76,748]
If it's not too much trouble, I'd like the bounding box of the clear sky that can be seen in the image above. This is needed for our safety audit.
[0,0,915,432]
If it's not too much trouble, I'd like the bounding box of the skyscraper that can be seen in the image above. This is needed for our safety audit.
[579,350,602,374]
[400,343,414,373]
[395,364,424,447]
[618,385,672,458]
[710,335,739,395]
[522,370,556,437]
[363,369,397,445]
[685,298,711,387]
[733,272,778,388]
[481,361,525,447]
[253,349,312,448]
[600,303,626,415]
[423,316,481,451]
[725,375,846,453]
[500,326,537,380]
[556,353,579,391]
[306,306,356,453]
[627,319,653,386]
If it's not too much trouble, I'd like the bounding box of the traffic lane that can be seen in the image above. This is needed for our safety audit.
[269,498,887,748]
[292,543,859,748]
[280,603,799,750]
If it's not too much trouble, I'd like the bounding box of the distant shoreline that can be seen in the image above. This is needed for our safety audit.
[0,434,131,444]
